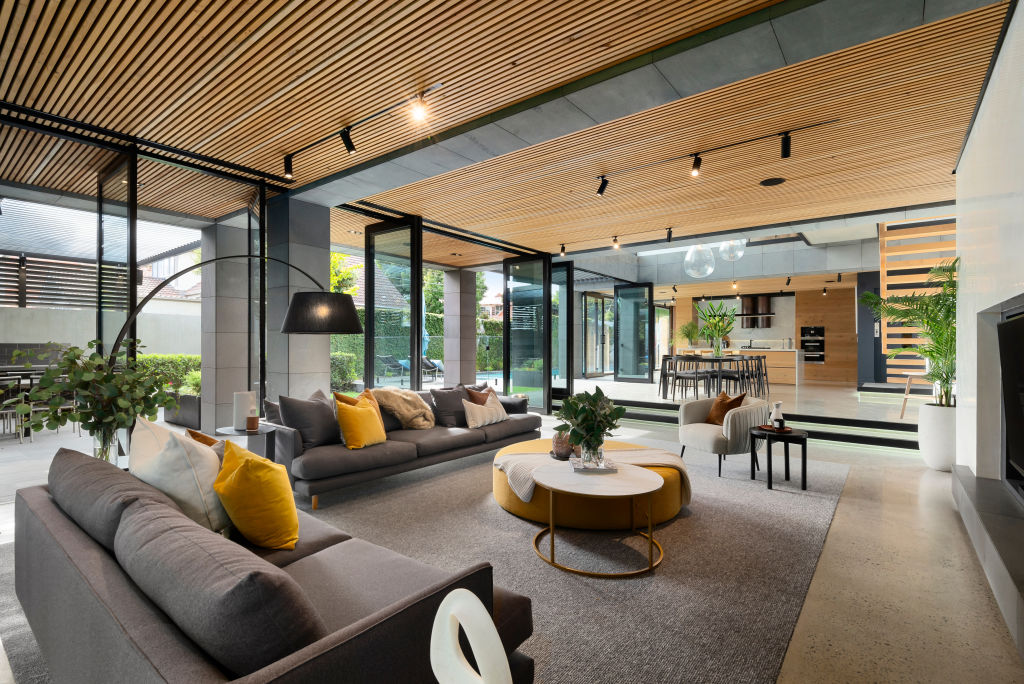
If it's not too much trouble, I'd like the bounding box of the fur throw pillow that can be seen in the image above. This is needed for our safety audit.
[370,387,436,430]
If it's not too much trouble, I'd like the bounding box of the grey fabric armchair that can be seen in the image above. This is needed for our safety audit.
[678,397,770,476]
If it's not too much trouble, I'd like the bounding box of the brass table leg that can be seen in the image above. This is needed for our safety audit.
[549,490,555,564]
[647,493,653,570]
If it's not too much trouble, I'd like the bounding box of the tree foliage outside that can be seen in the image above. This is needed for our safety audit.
[859,257,958,407]
[330,252,362,294]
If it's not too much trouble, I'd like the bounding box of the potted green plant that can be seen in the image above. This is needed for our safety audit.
[676,320,700,350]
[554,386,626,466]
[695,300,736,357]
[859,258,958,470]
[164,369,201,430]
[2,341,178,461]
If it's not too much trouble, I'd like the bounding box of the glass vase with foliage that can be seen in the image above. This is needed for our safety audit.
[676,320,700,348]
[859,258,958,406]
[554,386,626,466]
[2,341,178,461]
[695,300,736,357]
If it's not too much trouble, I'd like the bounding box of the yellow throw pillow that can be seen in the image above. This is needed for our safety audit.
[334,389,385,430]
[213,441,299,550]
[335,398,387,449]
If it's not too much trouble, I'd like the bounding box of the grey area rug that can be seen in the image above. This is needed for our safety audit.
[0,438,847,683]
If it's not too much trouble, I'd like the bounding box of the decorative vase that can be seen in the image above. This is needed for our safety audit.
[552,432,573,459]
[233,391,256,430]
[92,429,116,463]
[712,337,724,357]
[770,401,784,429]
[581,443,604,468]
[917,403,956,471]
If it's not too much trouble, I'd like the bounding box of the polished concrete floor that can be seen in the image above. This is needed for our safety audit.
[1,416,1021,681]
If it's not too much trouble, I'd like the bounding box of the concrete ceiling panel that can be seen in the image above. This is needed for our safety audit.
[804,222,879,244]
[924,0,994,23]
[772,0,923,65]
[825,242,864,270]
[565,64,680,124]
[655,23,786,96]
[436,123,530,162]
[793,245,828,271]
[494,98,598,145]
[761,250,795,275]
[391,145,476,177]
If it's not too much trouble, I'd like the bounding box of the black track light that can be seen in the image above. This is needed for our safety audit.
[612,236,620,250]
[837,273,842,283]
[283,155,294,179]
[785,276,791,286]
[597,176,609,196]
[781,132,791,159]
[822,287,828,296]
[672,285,677,293]
[340,127,356,155]
[560,244,566,257]
[667,227,673,243]
[691,155,702,177]
[671,296,676,305]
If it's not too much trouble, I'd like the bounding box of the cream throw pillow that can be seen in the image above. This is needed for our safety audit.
[130,417,231,532]
[462,392,508,429]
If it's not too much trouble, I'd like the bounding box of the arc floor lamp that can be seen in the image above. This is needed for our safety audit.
[107,254,363,362]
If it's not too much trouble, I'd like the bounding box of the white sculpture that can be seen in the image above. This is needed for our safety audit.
[430,588,512,684]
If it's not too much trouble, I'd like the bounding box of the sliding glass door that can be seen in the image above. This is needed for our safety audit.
[583,293,612,377]
[551,262,572,400]
[96,155,136,358]
[614,283,654,383]
[503,255,550,411]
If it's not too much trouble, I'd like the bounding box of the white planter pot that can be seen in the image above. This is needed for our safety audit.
[917,403,956,471]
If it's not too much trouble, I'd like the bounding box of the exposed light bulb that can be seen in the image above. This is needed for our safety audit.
[410,99,428,122]
[731,281,738,289]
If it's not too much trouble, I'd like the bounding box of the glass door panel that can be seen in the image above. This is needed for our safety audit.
[551,263,572,399]
[97,159,134,357]
[614,283,653,383]
[583,293,612,377]
[504,256,550,411]
[366,221,421,389]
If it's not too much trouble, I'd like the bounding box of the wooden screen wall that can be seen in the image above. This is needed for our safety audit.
[878,218,957,385]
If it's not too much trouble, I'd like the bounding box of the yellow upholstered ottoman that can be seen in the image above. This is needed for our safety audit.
[493,439,690,530]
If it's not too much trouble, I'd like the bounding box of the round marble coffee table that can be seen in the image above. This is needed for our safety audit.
[531,462,665,578]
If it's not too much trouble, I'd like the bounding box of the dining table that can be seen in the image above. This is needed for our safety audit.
[660,354,751,399]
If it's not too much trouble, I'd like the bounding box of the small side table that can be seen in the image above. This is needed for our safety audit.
[215,424,277,462]
[749,426,809,490]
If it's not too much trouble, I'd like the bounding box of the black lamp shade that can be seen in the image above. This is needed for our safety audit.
[281,291,363,334]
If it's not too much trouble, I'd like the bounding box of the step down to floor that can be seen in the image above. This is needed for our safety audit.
[555,399,919,451]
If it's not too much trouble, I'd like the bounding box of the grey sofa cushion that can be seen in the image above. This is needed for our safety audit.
[386,426,486,457]
[264,399,282,425]
[279,393,340,450]
[480,413,542,442]
[380,408,403,432]
[283,538,452,630]
[114,498,328,677]
[430,386,470,427]
[231,510,351,567]
[498,395,529,414]
[47,447,182,551]
[291,440,417,480]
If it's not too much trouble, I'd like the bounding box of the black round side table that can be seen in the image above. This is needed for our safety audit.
[215,424,277,462]
[748,426,809,490]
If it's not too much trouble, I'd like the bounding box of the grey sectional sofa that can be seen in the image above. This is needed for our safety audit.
[270,390,542,509]
[16,448,534,682]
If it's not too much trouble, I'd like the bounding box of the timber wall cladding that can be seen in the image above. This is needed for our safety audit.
[878,217,957,386]
[795,288,857,383]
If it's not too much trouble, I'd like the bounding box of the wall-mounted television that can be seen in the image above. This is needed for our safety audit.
[997,313,1024,497]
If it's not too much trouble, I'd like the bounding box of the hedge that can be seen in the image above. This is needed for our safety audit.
[330,352,361,391]
[136,354,201,390]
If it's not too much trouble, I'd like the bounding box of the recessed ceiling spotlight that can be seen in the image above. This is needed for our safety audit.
[760,177,786,186]
[450,252,462,257]
[347,229,361,234]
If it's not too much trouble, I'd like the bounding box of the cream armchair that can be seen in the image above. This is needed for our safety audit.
[678,397,770,476]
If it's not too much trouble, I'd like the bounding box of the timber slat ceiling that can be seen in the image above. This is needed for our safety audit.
[330,4,1005,254]
[0,0,781,218]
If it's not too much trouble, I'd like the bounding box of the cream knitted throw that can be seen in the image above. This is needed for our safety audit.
[370,387,435,429]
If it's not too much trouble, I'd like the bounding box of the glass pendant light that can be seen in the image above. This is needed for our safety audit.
[683,245,716,278]
[719,238,747,262]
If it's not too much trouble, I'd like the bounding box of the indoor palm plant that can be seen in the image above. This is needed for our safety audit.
[695,300,736,357]
[859,258,958,470]
[554,386,626,466]
[2,341,178,461]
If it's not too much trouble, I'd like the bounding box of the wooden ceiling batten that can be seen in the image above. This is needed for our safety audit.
[1,0,784,217]
[321,4,1004,254]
